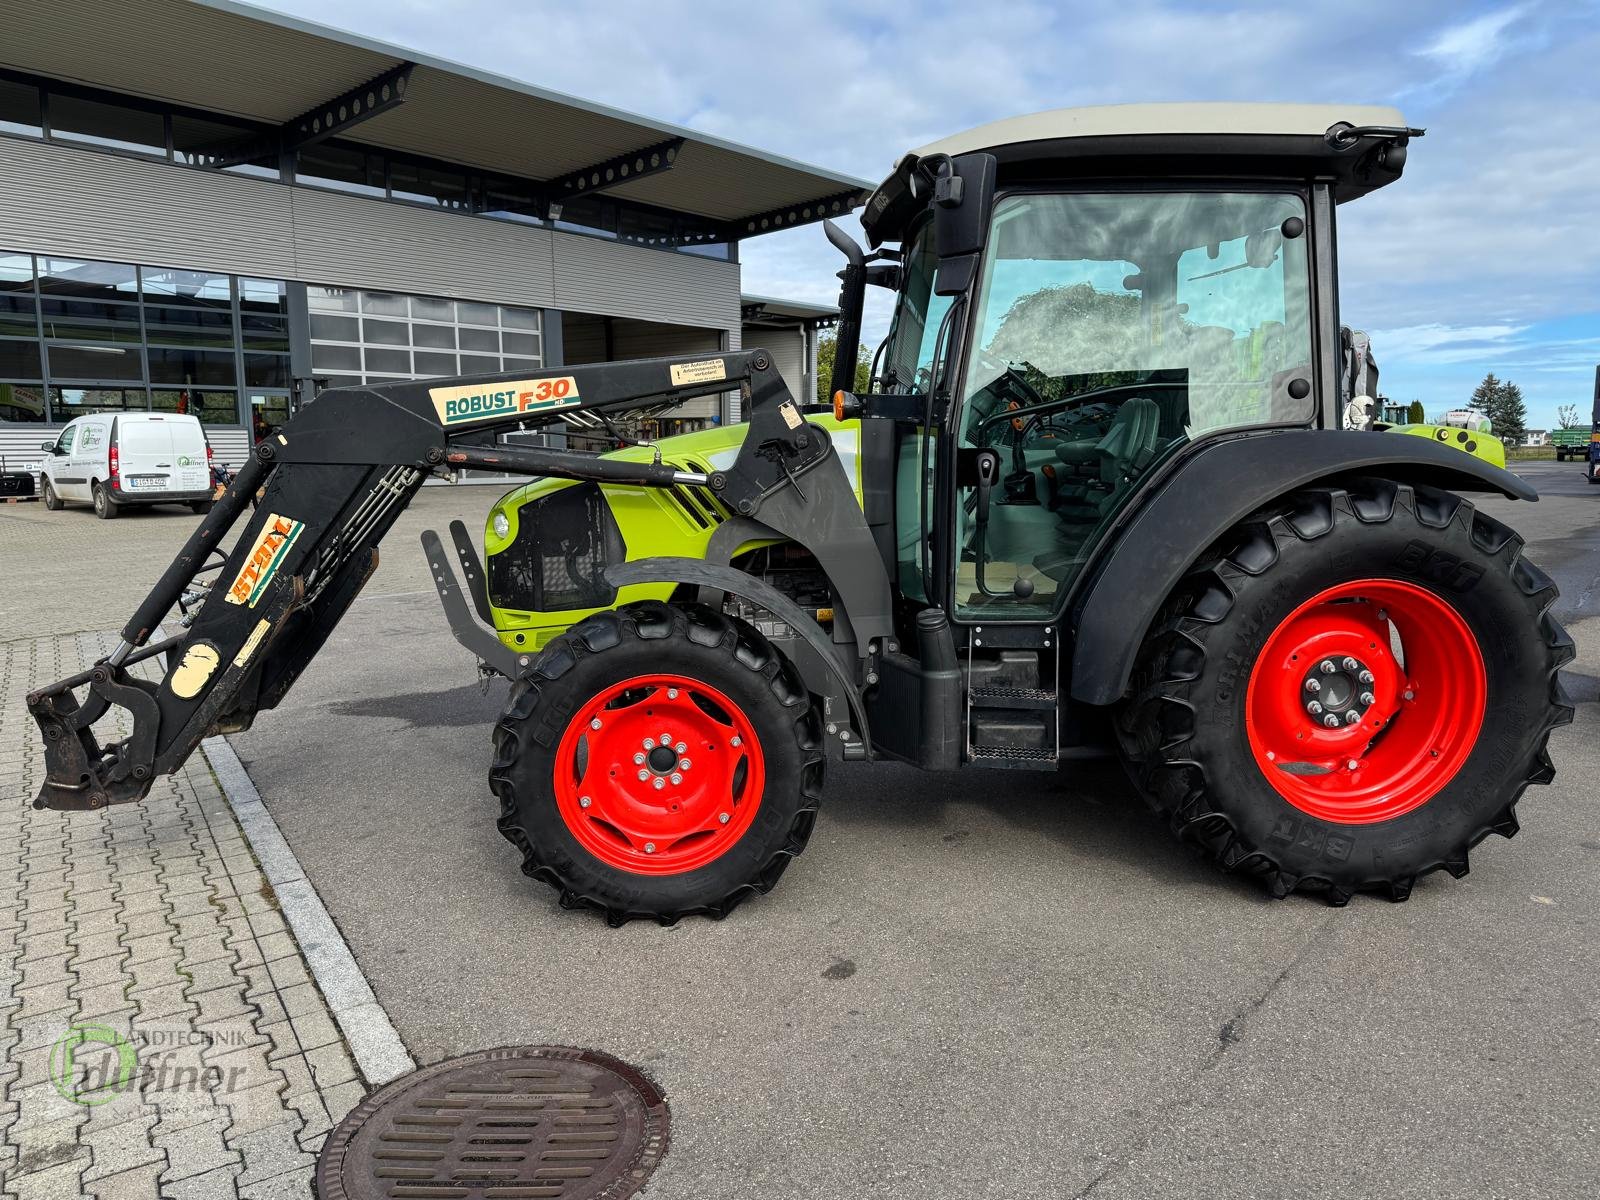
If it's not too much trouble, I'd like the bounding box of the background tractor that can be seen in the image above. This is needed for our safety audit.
[28,103,1573,924]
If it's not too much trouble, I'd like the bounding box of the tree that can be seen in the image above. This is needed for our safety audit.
[1557,404,1580,429]
[1407,399,1426,424]
[815,332,869,405]
[1468,373,1500,417]
[1467,372,1528,446]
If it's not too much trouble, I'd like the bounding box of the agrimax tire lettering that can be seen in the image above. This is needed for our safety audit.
[1394,540,1485,592]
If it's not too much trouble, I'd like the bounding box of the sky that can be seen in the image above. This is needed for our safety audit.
[255,0,1600,428]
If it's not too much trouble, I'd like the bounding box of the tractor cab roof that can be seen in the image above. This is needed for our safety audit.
[864,102,1418,245]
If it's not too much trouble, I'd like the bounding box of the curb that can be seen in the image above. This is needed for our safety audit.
[202,733,417,1087]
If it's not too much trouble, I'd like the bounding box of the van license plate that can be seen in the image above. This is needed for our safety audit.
[125,476,168,491]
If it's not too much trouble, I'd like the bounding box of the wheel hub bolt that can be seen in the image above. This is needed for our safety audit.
[590,718,602,730]
[1359,670,1375,685]
[660,732,671,746]
[1359,691,1375,707]
[1320,660,1337,674]
[670,772,683,785]
[579,796,591,809]
[1305,678,1322,694]
[730,736,742,748]
[633,752,646,765]
[1342,656,1360,671]
[718,812,730,825]
[644,842,656,854]
[1347,759,1360,771]
[679,758,692,769]
[675,741,687,754]
[667,688,679,699]
[1345,711,1361,725]
[637,769,649,781]
[652,777,665,790]
[643,737,655,749]
[1307,700,1324,716]
[1323,714,1341,728]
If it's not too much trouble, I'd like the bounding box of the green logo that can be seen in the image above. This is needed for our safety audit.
[178,455,192,466]
[50,1023,137,1106]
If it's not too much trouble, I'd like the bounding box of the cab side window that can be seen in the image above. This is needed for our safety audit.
[56,426,76,454]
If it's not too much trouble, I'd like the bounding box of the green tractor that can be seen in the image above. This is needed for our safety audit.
[29,104,1573,924]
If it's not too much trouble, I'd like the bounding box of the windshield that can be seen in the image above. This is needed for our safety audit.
[953,189,1313,617]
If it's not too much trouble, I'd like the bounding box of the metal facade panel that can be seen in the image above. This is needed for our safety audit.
[0,138,298,277]
[552,234,740,331]
[287,187,558,306]
[742,326,807,404]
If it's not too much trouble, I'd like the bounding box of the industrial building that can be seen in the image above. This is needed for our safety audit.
[0,0,865,472]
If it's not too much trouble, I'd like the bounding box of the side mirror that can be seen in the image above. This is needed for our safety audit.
[41,440,59,454]
[930,152,997,296]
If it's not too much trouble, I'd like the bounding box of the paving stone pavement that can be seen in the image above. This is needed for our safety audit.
[2,631,369,1200]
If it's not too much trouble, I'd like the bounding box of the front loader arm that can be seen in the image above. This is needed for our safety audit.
[27,348,888,812]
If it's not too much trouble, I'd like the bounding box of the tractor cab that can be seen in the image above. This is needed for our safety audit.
[839,103,1420,621]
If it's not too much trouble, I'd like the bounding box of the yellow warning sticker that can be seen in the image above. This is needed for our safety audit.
[669,359,727,386]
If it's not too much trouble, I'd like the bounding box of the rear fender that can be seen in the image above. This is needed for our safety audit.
[1069,429,1535,707]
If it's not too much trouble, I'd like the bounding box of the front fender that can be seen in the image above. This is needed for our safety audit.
[604,556,871,753]
[1069,429,1536,707]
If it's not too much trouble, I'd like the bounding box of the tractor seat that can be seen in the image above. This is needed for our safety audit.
[1047,398,1162,522]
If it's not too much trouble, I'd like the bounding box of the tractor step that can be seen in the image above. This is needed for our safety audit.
[968,745,1058,769]
[969,686,1055,710]
[964,636,1060,769]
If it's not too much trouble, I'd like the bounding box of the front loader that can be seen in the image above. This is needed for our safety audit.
[27,103,1573,923]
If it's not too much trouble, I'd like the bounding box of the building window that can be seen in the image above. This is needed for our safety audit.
[0,248,287,425]
[48,93,166,157]
[308,286,542,386]
[0,78,42,138]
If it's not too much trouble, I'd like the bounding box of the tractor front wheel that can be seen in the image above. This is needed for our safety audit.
[1117,479,1573,904]
[491,600,824,925]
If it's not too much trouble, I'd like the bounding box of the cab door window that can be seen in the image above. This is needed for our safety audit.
[953,189,1313,617]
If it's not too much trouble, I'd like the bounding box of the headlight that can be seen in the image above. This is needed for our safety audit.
[492,511,510,540]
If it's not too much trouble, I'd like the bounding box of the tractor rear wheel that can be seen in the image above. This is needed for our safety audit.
[491,600,824,925]
[1116,478,1573,904]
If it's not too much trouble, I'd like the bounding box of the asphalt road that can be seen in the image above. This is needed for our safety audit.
[7,462,1598,1198]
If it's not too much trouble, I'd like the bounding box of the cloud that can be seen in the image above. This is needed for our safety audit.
[250,0,1599,422]
[1415,4,1531,76]
[1366,322,1529,363]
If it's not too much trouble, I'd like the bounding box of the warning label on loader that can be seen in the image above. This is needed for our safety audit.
[428,377,582,427]
[668,358,726,386]
[225,513,304,608]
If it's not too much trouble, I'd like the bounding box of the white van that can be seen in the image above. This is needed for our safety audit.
[38,412,215,519]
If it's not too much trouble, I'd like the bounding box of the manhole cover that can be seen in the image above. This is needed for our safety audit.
[315,1045,669,1200]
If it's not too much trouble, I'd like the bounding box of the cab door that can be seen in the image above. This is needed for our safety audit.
[69,419,106,500]
[47,421,82,499]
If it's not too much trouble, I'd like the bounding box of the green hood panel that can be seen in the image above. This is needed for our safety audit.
[483,416,863,650]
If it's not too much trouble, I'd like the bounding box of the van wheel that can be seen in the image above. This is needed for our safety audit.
[42,479,62,510]
[92,482,119,520]
[189,499,213,515]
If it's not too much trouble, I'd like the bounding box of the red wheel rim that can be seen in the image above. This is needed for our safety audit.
[553,673,765,874]
[1244,579,1486,824]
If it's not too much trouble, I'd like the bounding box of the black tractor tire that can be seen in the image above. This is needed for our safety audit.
[42,479,62,510]
[1116,478,1573,905]
[491,599,825,925]
[92,481,119,520]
